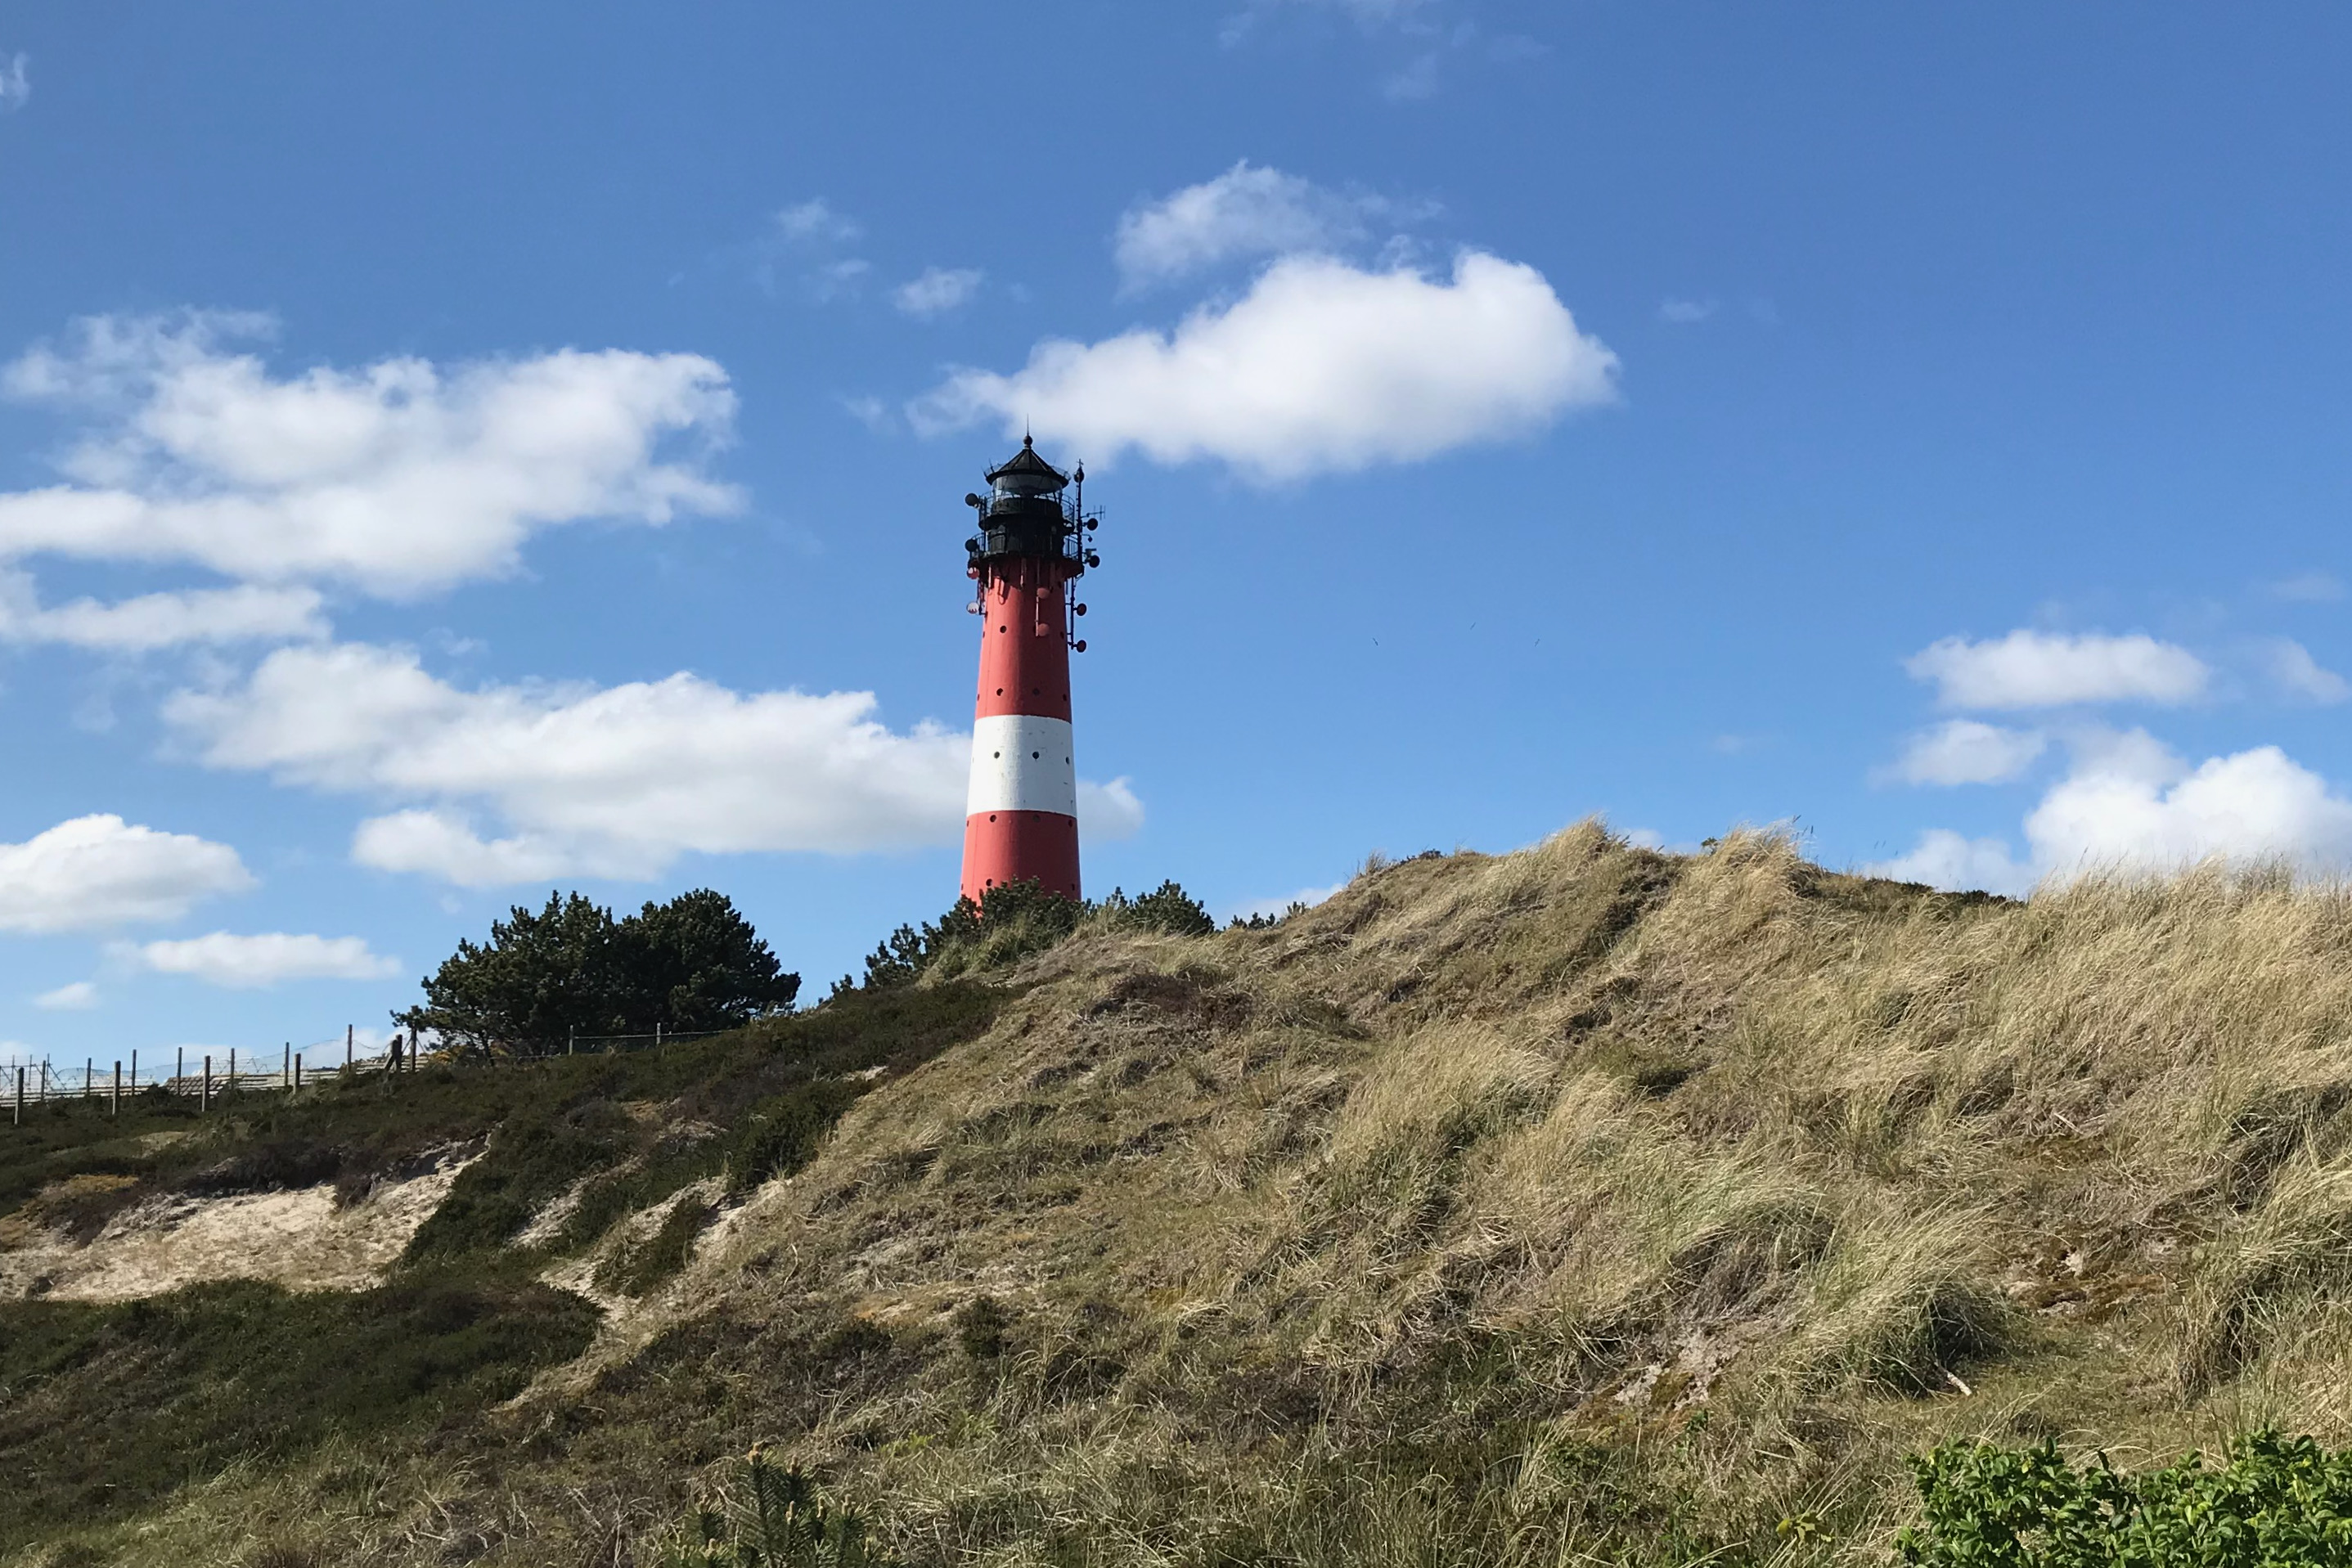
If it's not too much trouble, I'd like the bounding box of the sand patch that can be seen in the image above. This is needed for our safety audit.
[0,1148,474,1301]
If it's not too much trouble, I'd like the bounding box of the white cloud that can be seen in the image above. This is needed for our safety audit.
[757,201,870,300]
[893,267,984,318]
[2263,639,2350,704]
[1883,720,2047,786]
[814,258,872,294]
[1078,777,1145,842]
[2026,738,2352,878]
[772,200,861,245]
[841,394,894,434]
[133,932,398,989]
[0,569,325,650]
[0,815,253,932]
[1318,0,1434,19]
[1865,829,2037,898]
[1658,297,1718,324]
[165,641,1144,884]
[1872,729,2352,895]
[0,312,741,597]
[1382,52,1443,101]
[1221,0,1434,43]
[34,981,97,1010]
[2269,571,2344,603]
[1114,162,1405,288]
[0,53,26,111]
[347,811,588,886]
[913,251,1616,483]
[1905,630,2209,710]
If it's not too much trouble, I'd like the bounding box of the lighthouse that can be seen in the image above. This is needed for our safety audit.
[960,436,1099,905]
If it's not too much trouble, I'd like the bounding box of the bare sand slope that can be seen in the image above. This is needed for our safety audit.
[0,1150,473,1301]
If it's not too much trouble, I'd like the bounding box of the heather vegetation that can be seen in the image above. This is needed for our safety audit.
[10,829,2352,1566]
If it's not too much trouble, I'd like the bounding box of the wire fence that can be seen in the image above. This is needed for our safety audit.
[6,1023,732,1126]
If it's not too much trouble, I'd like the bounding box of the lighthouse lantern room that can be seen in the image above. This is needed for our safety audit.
[960,436,1099,905]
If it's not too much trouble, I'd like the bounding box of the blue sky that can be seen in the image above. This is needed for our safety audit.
[2,2,2350,1067]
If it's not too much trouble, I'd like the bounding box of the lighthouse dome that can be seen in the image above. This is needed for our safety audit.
[985,435,1069,501]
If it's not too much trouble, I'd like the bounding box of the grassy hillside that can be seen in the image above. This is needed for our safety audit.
[10,825,2352,1566]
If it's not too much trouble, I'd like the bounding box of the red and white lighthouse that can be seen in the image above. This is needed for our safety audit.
[960,437,1099,905]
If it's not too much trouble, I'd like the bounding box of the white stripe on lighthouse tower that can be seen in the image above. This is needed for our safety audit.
[966,714,1078,816]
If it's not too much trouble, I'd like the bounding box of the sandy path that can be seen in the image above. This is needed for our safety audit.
[0,1151,474,1301]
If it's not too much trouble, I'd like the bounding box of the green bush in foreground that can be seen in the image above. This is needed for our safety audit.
[1898,1429,2352,1567]
[658,1447,893,1568]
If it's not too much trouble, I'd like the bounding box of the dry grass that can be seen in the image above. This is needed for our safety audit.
[22,822,2352,1566]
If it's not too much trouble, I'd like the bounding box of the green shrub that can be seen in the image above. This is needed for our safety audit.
[841,877,1213,995]
[1102,879,1216,936]
[847,880,1082,993]
[725,1081,861,1196]
[401,887,800,1054]
[657,1447,894,1568]
[1897,1428,2352,1567]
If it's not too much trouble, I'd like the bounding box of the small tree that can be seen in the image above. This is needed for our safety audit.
[401,892,623,1053]
[657,1446,893,1568]
[402,888,798,1053]
[618,889,801,1031]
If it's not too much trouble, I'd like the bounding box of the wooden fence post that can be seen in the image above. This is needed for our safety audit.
[346,1024,353,1070]
[282,1043,290,1089]
[130,1049,137,1095]
[176,1047,184,1093]
[84,1058,93,1100]
[13,1066,21,1127]
[227,1047,236,1091]
[295,1053,303,1097]
[203,1055,212,1112]
[110,1061,120,1119]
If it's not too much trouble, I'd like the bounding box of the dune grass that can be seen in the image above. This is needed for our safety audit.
[0,982,1011,1562]
[14,826,2352,1566]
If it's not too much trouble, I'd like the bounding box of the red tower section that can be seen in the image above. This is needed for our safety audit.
[959,438,1097,905]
